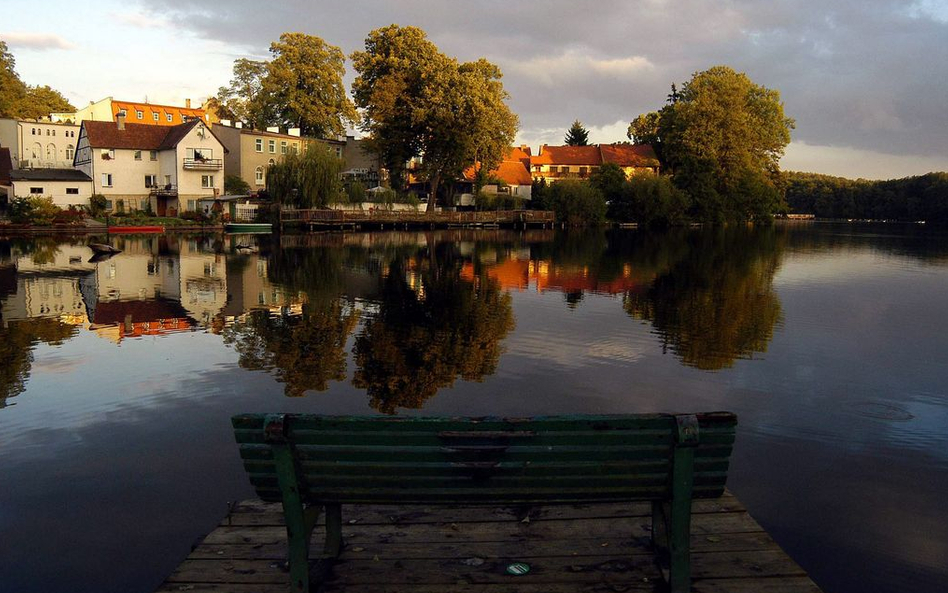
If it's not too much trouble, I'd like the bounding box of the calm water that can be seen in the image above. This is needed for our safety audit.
[1,224,946,593]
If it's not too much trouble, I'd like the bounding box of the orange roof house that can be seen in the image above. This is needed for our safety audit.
[530,144,660,182]
[112,99,207,126]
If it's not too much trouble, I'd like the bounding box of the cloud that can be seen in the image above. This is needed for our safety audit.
[112,12,170,29]
[1,32,76,51]
[508,49,653,87]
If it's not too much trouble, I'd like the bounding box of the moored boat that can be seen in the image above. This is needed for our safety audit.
[225,222,272,233]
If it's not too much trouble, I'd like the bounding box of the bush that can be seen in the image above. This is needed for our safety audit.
[609,175,689,227]
[53,206,84,225]
[9,196,62,225]
[346,181,366,204]
[224,175,251,195]
[475,191,523,211]
[547,180,607,226]
[89,194,108,217]
[180,210,210,223]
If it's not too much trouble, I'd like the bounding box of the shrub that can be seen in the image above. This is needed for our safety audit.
[224,175,251,195]
[610,175,689,227]
[89,194,108,217]
[9,196,62,225]
[547,180,607,226]
[180,210,210,223]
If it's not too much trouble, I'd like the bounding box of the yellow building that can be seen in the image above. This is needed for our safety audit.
[53,97,208,127]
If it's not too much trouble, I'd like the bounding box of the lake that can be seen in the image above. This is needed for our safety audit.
[1,223,946,593]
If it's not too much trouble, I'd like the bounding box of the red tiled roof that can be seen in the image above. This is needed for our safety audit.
[83,119,226,152]
[532,145,602,166]
[462,153,533,186]
[112,100,206,126]
[599,143,660,168]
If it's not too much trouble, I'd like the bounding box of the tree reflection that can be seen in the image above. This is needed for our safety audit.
[624,227,784,370]
[222,300,359,397]
[353,244,515,414]
[0,317,77,408]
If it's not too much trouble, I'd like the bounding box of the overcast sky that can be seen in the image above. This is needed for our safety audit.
[3,0,947,179]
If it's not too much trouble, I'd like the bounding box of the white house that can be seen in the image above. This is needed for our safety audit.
[74,114,226,215]
[7,169,93,208]
[0,118,81,169]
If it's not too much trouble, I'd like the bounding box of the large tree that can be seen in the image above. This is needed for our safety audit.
[564,119,590,146]
[263,33,357,137]
[215,58,270,128]
[630,66,794,221]
[0,41,74,119]
[351,25,518,212]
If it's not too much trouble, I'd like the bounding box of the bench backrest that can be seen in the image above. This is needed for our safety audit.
[232,413,737,505]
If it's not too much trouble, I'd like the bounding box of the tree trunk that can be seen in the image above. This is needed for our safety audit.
[427,174,440,214]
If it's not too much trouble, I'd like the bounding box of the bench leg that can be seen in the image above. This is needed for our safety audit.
[667,438,695,593]
[270,438,320,592]
[324,503,343,557]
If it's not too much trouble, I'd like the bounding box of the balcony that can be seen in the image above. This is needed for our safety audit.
[149,184,178,197]
[183,158,222,171]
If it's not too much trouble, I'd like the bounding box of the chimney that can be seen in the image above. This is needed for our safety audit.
[185,98,191,109]
[288,128,301,137]
[116,112,126,131]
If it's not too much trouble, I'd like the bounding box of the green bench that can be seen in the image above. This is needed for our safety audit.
[232,412,737,592]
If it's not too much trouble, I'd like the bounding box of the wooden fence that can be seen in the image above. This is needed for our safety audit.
[280,208,555,227]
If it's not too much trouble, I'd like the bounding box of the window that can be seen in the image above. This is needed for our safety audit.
[549,166,558,174]
[134,150,142,160]
[149,150,158,161]
[101,148,114,160]
[32,143,41,158]
[579,166,587,175]
[153,112,159,121]
[255,138,263,152]
[46,129,51,136]
[52,130,56,137]
[31,127,36,135]
[46,144,55,159]
[187,200,196,211]
[136,110,143,120]
[145,174,157,187]
[167,113,173,122]
[66,187,79,195]
[268,140,275,153]
[187,148,213,159]
[268,158,275,166]
[66,145,74,160]
[201,175,215,188]
[116,199,125,213]
[335,147,342,159]
[164,175,172,186]
[255,166,264,185]
[30,187,44,194]
[102,173,113,187]
[280,141,287,154]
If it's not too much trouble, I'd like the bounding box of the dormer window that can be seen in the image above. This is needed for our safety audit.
[167,113,173,122]
[137,110,143,119]
[153,112,159,121]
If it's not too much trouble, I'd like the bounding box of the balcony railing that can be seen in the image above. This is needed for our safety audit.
[183,158,222,170]
[149,184,178,197]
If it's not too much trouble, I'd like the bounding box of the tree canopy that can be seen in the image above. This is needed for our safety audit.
[629,66,794,222]
[266,142,345,208]
[215,34,356,137]
[564,120,590,146]
[351,25,518,211]
[0,41,74,119]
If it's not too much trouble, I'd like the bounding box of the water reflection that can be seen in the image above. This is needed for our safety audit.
[5,225,946,410]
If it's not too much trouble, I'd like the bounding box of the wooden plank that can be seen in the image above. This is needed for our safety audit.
[188,531,778,561]
[224,496,745,526]
[199,513,764,546]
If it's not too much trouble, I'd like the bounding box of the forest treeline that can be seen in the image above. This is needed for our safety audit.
[785,171,948,224]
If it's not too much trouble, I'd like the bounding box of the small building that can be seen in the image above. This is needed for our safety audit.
[0,118,81,169]
[74,115,227,215]
[341,136,386,189]
[6,169,93,208]
[212,122,306,193]
[53,97,208,127]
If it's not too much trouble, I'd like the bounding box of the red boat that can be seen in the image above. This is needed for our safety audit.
[107,226,165,233]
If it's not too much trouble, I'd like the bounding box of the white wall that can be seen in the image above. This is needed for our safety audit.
[11,179,93,208]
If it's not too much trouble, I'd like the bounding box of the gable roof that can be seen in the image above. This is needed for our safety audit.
[83,119,227,152]
[599,143,660,168]
[532,145,602,166]
[462,148,534,186]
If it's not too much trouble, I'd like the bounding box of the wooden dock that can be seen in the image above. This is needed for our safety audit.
[279,208,556,231]
[157,491,823,593]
